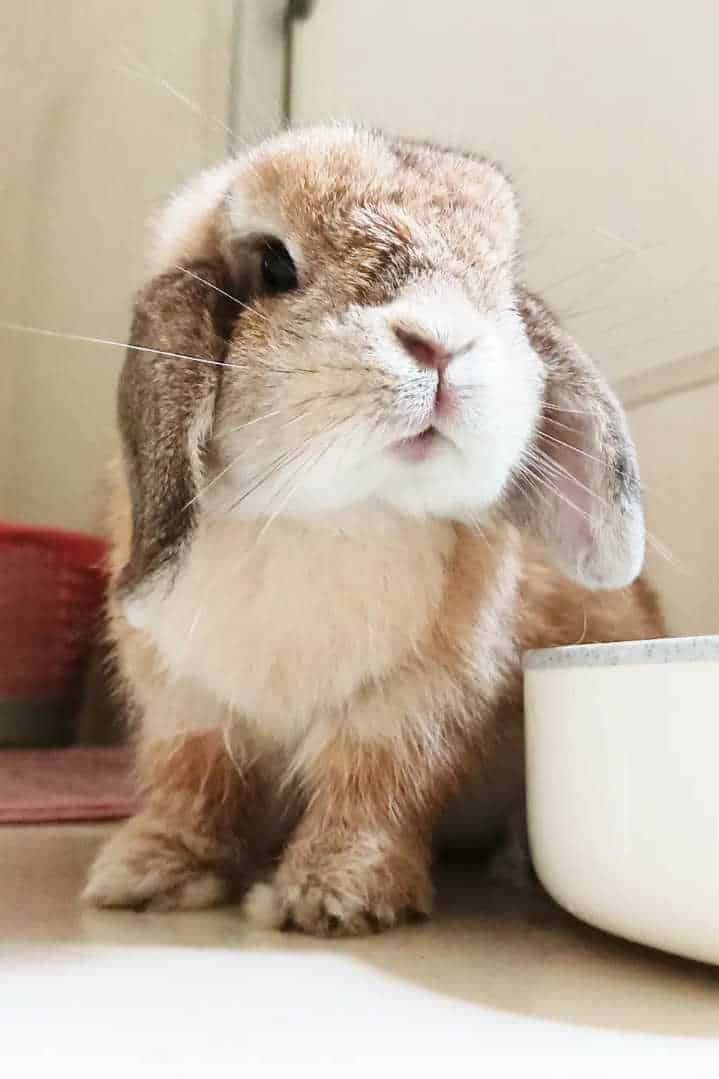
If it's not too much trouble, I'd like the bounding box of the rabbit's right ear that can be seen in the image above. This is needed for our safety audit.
[505,292,645,589]
[116,260,235,622]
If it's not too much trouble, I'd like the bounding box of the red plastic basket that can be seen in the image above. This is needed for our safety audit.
[0,522,108,745]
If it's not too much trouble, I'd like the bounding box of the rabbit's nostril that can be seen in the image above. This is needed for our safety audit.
[392,326,452,373]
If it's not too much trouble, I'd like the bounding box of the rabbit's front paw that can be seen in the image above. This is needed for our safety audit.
[83,817,230,912]
[245,831,432,937]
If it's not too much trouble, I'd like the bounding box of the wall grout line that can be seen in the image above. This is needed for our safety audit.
[617,346,719,412]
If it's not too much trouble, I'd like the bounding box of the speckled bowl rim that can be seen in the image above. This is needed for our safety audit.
[523,635,719,671]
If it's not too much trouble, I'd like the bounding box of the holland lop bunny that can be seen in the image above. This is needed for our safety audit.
[85,126,662,933]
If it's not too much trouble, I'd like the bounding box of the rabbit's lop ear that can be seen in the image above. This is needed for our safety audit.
[117,260,234,619]
[509,292,645,589]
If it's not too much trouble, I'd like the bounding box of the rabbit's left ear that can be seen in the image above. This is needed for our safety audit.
[116,260,234,618]
[507,292,645,589]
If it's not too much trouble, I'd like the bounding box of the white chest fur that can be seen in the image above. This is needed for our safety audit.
[135,511,456,739]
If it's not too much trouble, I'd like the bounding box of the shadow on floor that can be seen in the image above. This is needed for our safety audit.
[4,822,719,1038]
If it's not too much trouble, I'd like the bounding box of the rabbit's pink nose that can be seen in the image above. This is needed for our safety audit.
[393,326,452,373]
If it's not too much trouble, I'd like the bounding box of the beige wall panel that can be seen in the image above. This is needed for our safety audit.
[1,0,234,530]
[630,384,719,636]
[292,1,718,382]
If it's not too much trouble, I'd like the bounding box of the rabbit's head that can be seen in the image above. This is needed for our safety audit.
[118,125,644,616]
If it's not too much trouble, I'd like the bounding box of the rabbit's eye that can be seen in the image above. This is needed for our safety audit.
[261,241,298,294]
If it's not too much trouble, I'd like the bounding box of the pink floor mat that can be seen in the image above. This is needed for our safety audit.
[0,745,135,823]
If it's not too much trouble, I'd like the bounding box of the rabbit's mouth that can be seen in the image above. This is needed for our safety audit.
[390,425,447,462]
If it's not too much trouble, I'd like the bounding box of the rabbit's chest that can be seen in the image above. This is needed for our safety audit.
[147,514,455,737]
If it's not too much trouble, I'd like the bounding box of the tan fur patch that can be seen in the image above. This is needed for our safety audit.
[90,126,665,931]
[84,729,284,911]
[259,735,435,935]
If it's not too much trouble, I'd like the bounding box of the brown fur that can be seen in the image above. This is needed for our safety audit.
[84,126,664,932]
[116,262,234,594]
[86,728,290,910]
[88,504,661,927]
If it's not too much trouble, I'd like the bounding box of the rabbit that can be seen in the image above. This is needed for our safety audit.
[84,124,663,934]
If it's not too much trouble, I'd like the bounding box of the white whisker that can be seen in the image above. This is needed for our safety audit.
[0,319,238,370]
[255,418,354,545]
[181,456,242,515]
[175,266,270,323]
[224,442,311,517]
[530,447,607,507]
[538,430,604,465]
[463,509,492,551]
[541,413,581,435]
[509,462,555,514]
[116,56,238,143]
[646,532,689,574]
[188,406,323,512]
[222,409,286,438]
[540,250,634,294]
[521,459,593,522]
[541,402,595,416]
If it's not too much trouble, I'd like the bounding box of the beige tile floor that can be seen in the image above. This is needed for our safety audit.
[2,821,719,1044]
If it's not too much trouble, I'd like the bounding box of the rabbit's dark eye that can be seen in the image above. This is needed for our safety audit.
[261,241,298,294]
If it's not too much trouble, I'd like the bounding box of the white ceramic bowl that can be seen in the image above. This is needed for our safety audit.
[524,635,719,966]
